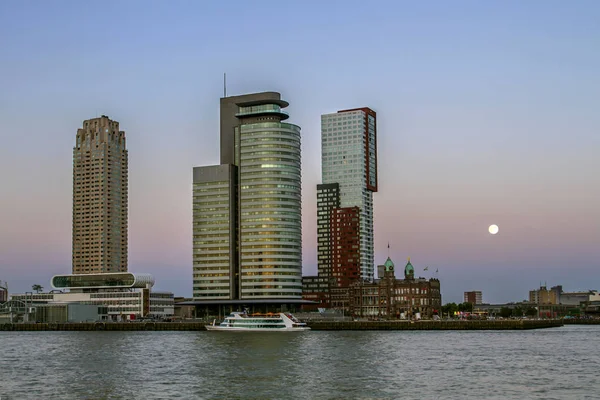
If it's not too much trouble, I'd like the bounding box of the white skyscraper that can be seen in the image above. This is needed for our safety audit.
[320,108,377,281]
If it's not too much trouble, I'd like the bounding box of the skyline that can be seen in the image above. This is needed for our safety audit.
[1,1,599,303]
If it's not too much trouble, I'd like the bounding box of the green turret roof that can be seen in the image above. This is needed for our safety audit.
[405,257,414,278]
[384,257,395,271]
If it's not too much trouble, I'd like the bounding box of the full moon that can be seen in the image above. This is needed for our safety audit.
[488,224,499,235]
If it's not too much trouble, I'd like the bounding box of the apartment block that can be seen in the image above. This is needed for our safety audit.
[72,116,128,274]
[464,291,483,305]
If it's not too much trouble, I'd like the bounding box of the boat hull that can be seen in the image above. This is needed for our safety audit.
[205,325,310,332]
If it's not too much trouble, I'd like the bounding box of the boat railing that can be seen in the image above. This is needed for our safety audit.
[244,313,283,318]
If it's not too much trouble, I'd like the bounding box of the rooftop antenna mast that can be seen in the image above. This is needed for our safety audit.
[224,73,227,97]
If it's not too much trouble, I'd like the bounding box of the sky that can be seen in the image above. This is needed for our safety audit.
[1,1,599,303]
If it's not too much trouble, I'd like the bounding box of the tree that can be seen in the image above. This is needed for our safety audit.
[499,307,512,318]
[525,307,537,318]
[442,302,459,317]
[512,306,524,317]
[32,284,43,293]
[458,302,474,313]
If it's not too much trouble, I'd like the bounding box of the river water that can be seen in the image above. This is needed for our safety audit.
[0,325,598,399]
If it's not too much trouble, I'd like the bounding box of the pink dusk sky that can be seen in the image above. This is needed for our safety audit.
[1,2,599,303]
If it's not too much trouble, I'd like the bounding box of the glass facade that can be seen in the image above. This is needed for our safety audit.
[192,177,233,299]
[236,104,288,117]
[52,273,136,288]
[239,122,303,298]
[321,109,377,281]
[10,290,174,318]
[192,93,302,301]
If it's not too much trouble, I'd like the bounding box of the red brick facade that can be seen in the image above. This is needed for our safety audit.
[331,207,361,288]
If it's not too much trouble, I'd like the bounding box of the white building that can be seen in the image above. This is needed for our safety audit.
[321,108,378,281]
[560,291,600,306]
[11,272,174,321]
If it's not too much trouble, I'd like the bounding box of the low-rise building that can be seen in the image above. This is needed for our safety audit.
[582,301,600,316]
[34,304,106,323]
[560,291,600,306]
[301,276,331,311]
[11,272,174,321]
[174,297,195,320]
[473,301,579,318]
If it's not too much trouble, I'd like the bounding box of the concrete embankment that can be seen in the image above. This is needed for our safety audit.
[0,322,207,331]
[305,319,564,330]
[562,319,600,325]
[0,319,564,331]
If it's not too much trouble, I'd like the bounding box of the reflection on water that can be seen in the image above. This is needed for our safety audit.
[1,326,599,399]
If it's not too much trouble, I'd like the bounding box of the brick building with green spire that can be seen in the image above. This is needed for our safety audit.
[348,256,441,319]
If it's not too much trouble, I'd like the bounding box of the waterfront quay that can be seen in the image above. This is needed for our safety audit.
[562,318,600,325]
[306,319,563,330]
[0,322,206,331]
[0,319,564,331]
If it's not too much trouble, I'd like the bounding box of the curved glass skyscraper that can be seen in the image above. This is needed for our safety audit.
[193,92,302,301]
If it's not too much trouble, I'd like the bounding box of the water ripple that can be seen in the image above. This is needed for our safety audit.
[0,326,598,399]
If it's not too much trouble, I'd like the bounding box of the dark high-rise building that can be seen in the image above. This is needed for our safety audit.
[72,116,128,274]
[316,183,340,278]
[193,92,302,301]
[330,207,360,288]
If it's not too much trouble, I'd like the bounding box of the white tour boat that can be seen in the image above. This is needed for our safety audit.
[205,311,311,332]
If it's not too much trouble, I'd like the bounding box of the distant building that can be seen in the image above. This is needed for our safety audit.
[72,116,128,274]
[473,302,576,319]
[582,301,600,316]
[33,304,105,323]
[529,285,562,304]
[10,273,173,321]
[528,284,600,307]
[301,276,331,311]
[173,297,195,320]
[560,291,600,306]
[0,281,7,303]
[349,257,442,319]
[464,291,483,305]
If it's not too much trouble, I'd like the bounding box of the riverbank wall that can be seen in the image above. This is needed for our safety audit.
[562,319,600,325]
[0,322,206,331]
[306,319,563,330]
[0,319,564,331]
